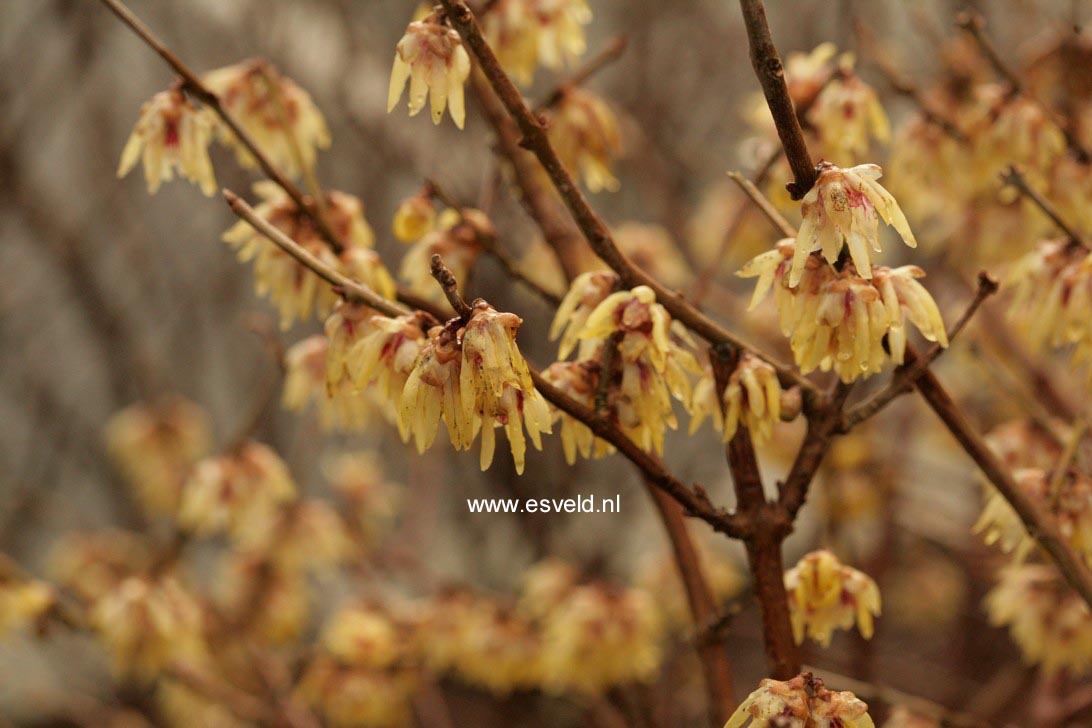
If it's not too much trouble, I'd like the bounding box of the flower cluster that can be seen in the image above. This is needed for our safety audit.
[401,302,552,474]
[539,360,614,463]
[784,549,882,647]
[690,352,784,444]
[283,335,378,432]
[388,9,472,129]
[740,239,947,382]
[547,89,624,192]
[104,396,211,517]
[223,182,392,329]
[727,673,875,728]
[117,87,217,196]
[483,0,592,84]
[986,564,1092,675]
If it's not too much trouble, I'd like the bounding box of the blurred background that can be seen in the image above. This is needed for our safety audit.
[1,0,1088,726]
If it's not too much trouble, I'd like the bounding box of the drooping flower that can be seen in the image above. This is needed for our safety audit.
[444,601,544,694]
[549,270,619,360]
[968,85,1066,188]
[91,576,206,679]
[482,0,592,84]
[117,87,217,196]
[343,313,430,436]
[178,441,296,541]
[576,286,702,453]
[283,336,378,432]
[539,583,663,695]
[203,59,330,178]
[104,397,212,517]
[398,210,485,303]
[547,89,624,193]
[740,239,947,382]
[790,163,917,286]
[388,11,471,129]
[222,182,389,329]
[49,530,152,603]
[392,192,437,243]
[400,303,551,474]
[975,467,1092,564]
[0,568,54,639]
[218,553,310,644]
[690,353,783,444]
[540,360,614,464]
[324,452,401,551]
[986,563,1092,675]
[807,62,891,163]
[784,549,882,647]
[322,605,406,670]
[726,673,875,728]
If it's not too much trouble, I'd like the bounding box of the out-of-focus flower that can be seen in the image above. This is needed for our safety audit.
[218,553,310,644]
[482,0,592,84]
[117,87,217,196]
[0,570,54,639]
[158,682,248,728]
[540,360,614,464]
[614,223,691,290]
[790,163,917,286]
[91,576,206,679]
[178,441,296,541]
[518,558,580,619]
[104,397,212,517]
[727,673,875,728]
[283,336,378,432]
[249,500,354,572]
[401,304,551,474]
[740,240,947,382]
[449,602,544,694]
[298,657,419,728]
[882,707,940,728]
[547,89,623,193]
[577,286,701,453]
[968,85,1066,188]
[223,182,389,329]
[540,584,662,695]
[885,557,966,630]
[638,536,745,629]
[1006,238,1092,369]
[887,115,974,234]
[976,467,1092,564]
[550,270,619,360]
[808,62,891,163]
[986,563,1092,675]
[784,549,881,647]
[392,193,437,243]
[49,531,152,602]
[986,419,1064,471]
[204,59,330,178]
[324,452,401,551]
[691,353,783,444]
[398,210,484,303]
[388,11,471,129]
[322,605,405,670]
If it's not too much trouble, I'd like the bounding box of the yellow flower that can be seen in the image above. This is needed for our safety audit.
[178,441,296,540]
[223,182,387,329]
[969,85,1066,188]
[808,63,890,164]
[344,313,430,437]
[540,360,614,464]
[91,576,206,679]
[790,163,917,286]
[784,549,881,647]
[448,602,544,694]
[322,605,405,670]
[203,59,330,179]
[726,673,875,728]
[548,89,624,192]
[49,530,152,602]
[298,656,419,728]
[392,193,437,243]
[483,0,592,84]
[323,452,401,551]
[976,467,1092,564]
[0,573,54,639]
[401,304,551,474]
[104,397,212,517]
[550,270,619,360]
[118,87,217,196]
[986,564,1092,675]
[398,212,483,303]
[388,11,471,129]
[692,352,783,444]
[740,240,947,382]
[540,584,662,695]
[218,553,310,644]
[283,336,380,432]
[638,535,745,630]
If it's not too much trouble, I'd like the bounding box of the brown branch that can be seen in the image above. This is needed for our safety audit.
[534,34,629,112]
[430,254,475,320]
[727,171,795,238]
[911,356,1092,609]
[441,0,814,395]
[97,0,347,253]
[1001,165,1089,248]
[737,0,816,199]
[777,381,853,519]
[841,271,999,430]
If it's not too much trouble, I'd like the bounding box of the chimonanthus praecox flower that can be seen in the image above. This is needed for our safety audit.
[283,336,378,432]
[690,352,783,444]
[727,673,875,728]
[540,361,614,464]
[388,10,471,129]
[401,302,552,474]
[117,87,217,196]
[549,270,619,360]
[203,59,330,179]
[790,162,917,286]
[547,89,624,192]
[784,549,881,647]
[483,0,592,84]
[807,60,891,163]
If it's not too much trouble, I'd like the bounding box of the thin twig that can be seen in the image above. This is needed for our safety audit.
[430,254,474,320]
[97,0,347,253]
[726,171,795,238]
[1001,165,1089,247]
[841,271,1000,430]
[534,35,629,112]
